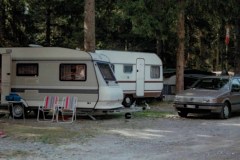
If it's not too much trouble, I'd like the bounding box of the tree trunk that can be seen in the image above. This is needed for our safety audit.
[45,3,51,46]
[234,18,240,74]
[156,38,161,58]
[84,0,95,52]
[0,0,5,46]
[176,0,185,94]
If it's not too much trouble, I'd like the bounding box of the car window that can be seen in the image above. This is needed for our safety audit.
[184,77,200,89]
[231,78,240,92]
[193,78,229,90]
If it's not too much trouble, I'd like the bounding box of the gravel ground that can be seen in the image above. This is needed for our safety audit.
[1,103,240,160]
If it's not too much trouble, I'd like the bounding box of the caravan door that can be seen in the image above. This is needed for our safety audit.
[136,58,145,97]
[1,50,12,102]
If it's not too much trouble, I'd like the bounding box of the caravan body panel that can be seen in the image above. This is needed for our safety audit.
[96,50,163,106]
[0,47,123,112]
[1,51,12,103]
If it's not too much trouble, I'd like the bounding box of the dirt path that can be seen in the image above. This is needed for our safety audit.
[1,103,240,160]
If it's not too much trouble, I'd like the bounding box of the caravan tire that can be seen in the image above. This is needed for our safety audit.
[123,95,134,108]
[11,104,24,119]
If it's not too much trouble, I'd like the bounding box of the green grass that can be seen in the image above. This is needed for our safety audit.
[147,100,174,106]
[0,150,30,159]
[1,101,176,145]
[2,123,96,144]
[134,110,175,118]
[133,100,176,118]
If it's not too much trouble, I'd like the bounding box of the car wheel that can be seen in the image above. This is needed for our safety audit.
[178,111,188,118]
[122,95,134,107]
[220,102,231,119]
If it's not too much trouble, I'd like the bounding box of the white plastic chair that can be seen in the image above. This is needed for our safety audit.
[37,96,59,122]
[57,96,78,123]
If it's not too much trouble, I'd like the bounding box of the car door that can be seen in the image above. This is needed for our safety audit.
[230,78,240,111]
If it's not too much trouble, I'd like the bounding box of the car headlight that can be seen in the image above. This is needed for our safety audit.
[202,99,210,103]
[174,96,180,102]
[174,95,185,102]
[174,98,179,102]
[202,98,217,103]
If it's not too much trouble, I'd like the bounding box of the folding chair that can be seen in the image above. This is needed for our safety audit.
[57,96,77,123]
[37,96,59,122]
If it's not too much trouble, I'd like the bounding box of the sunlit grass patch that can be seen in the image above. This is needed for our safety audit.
[0,150,31,159]
[2,123,95,144]
[134,110,175,118]
[147,100,173,106]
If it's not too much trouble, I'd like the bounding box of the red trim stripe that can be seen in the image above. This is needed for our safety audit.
[65,96,69,109]
[44,96,49,108]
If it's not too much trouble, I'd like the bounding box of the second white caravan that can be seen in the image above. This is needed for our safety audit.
[0,47,123,118]
[96,50,163,107]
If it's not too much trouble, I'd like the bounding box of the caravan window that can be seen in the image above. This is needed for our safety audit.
[17,63,38,76]
[123,65,133,73]
[60,64,86,81]
[150,66,160,79]
[110,64,115,72]
[97,62,116,81]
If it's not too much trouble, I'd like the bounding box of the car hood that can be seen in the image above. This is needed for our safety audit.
[174,88,229,102]
[178,88,228,97]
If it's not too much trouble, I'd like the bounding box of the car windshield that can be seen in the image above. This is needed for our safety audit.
[192,77,229,90]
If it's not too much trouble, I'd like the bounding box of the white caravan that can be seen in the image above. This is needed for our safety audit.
[96,50,163,107]
[0,47,123,118]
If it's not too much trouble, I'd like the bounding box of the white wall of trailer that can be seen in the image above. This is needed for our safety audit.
[95,50,163,102]
[11,60,99,109]
[0,47,123,112]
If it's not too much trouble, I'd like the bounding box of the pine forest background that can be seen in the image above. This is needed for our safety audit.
[0,0,240,72]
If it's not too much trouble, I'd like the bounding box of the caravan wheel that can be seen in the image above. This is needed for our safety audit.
[122,95,134,107]
[11,104,24,119]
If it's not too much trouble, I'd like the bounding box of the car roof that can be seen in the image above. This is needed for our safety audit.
[203,75,230,78]
[201,75,240,79]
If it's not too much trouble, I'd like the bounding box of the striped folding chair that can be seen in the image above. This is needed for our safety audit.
[57,96,78,123]
[37,96,59,122]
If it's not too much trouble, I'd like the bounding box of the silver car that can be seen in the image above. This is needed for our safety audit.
[173,75,240,119]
